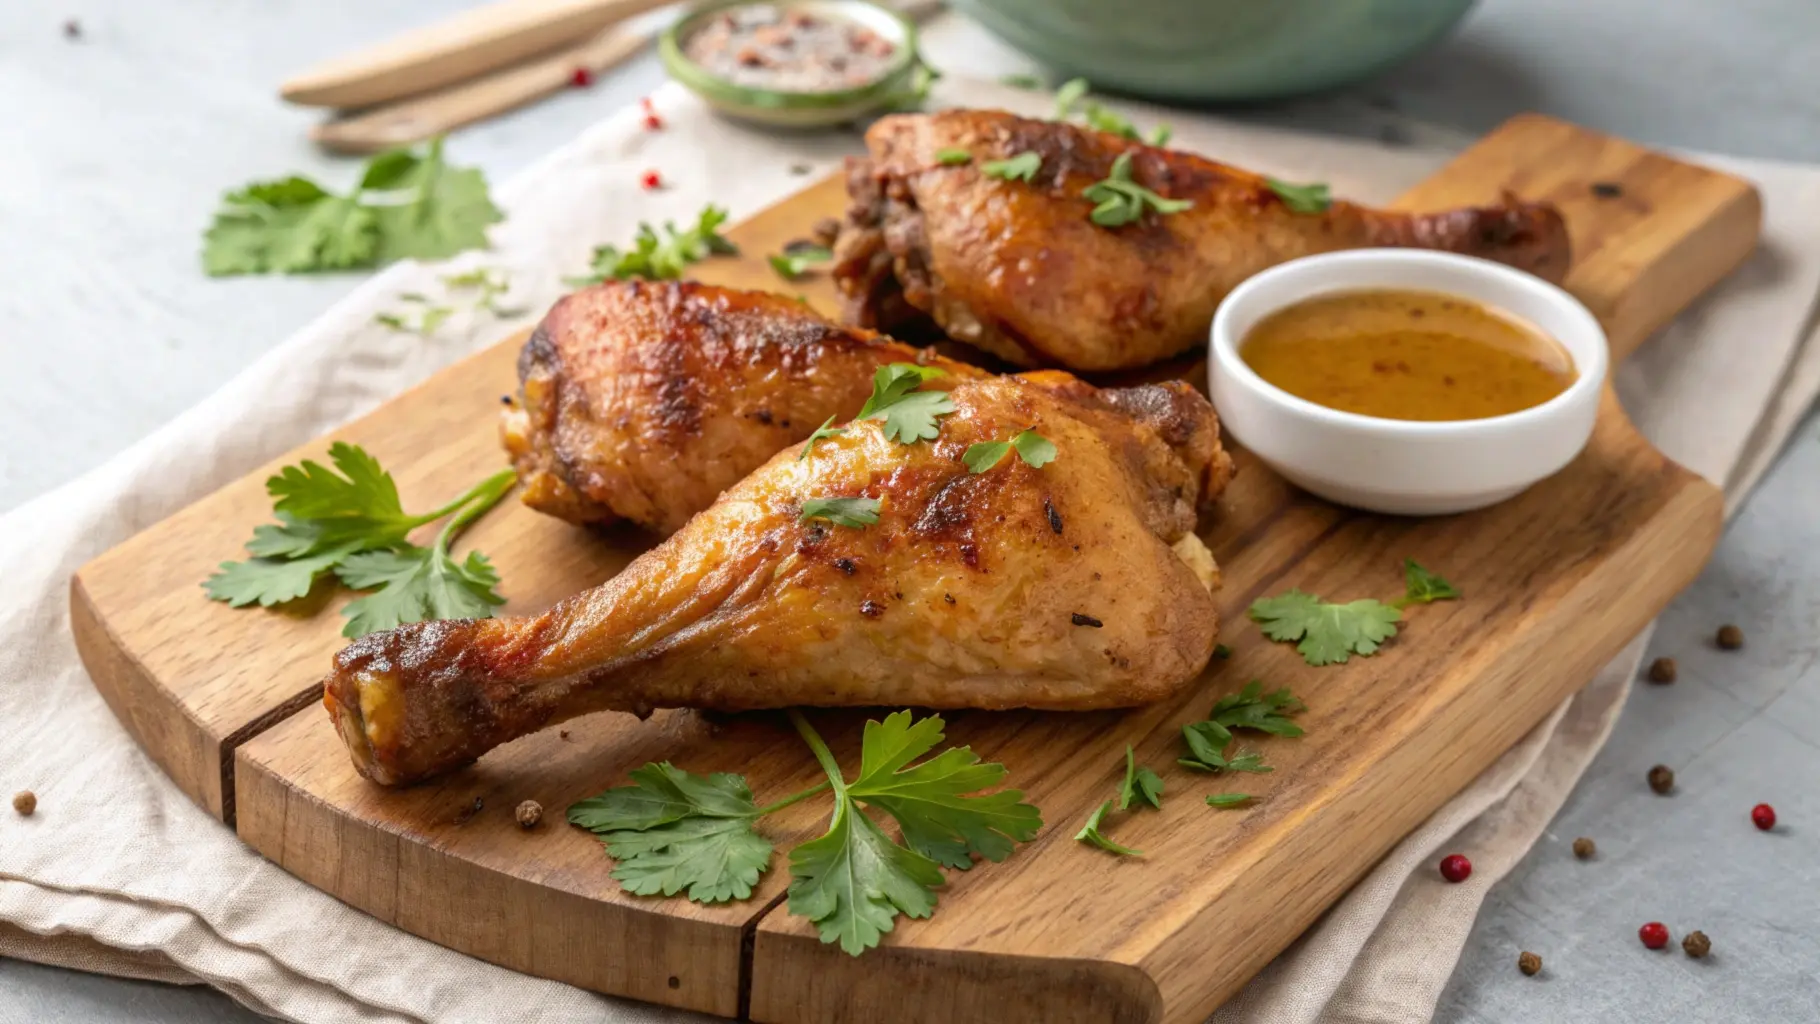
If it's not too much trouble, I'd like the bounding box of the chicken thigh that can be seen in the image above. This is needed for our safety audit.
[329,372,1229,785]
[834,110,1571,371]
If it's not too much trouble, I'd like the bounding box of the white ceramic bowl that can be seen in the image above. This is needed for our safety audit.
[1208,250,1608,516]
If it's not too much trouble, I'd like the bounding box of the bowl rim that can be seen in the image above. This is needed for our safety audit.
[1208,249,1609,439]
[659,0,921,112]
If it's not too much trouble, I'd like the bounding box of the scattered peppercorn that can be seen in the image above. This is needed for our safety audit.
[515,800,543,829]
[12,791,36,816]
[1639,921,1670,949]
[1648,764,1675,794]
[1572,836,1596,859]
[1751,802,1776,830]
[640,170,663,191]
[1646,657,1677,683]
[570,67,595,88]
[1517,951,1542,976]
[1439,853,1472,883]
[643,113,665,131]
[63,19,82,39]
[1716,624,1744,650]
[789,162,812,175]
[1682,930,1711,958]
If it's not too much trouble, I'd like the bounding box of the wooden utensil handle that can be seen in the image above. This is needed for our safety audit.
[1392,114,1762,363]
[282,0,672,110]
[311,23,654,153]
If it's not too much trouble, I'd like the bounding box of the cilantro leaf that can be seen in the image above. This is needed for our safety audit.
[1074,800,1142,857]
[334,544,504,638]
[935,147,972,165]
[961,441,1010,474]
[845,711,1042,869]
[1398,559,1462,607]
[788,796,943,955]
[800,497,880,528]
[1205,793,1254,808]
[1249,590,1401,666]
[857,363,954,443]
[571,205,737,285]
[1265,177,1332,215]
[1117,746,1164,811]
[797,415,847,461]
[203,545,356,608]
[982,152,1041,183]
[768,244,833,280]
[1083,152,1193,228]
[1209,680,1306,737]
[568,763,775,904]
[367,138,504,263]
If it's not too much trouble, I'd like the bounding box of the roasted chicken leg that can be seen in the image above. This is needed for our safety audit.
[834,110,1572,371]
[502,280,978,533]
[328,373,1228,785]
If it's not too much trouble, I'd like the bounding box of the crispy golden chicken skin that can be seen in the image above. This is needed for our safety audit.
[501,280,979,533]
[330,373,1228,785]
[834,110,1572,371]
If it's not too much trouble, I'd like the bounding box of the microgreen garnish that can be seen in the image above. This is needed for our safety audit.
[797,415,847,461]
[569,205,737,284]
[982,151,1042,183]
[961,429,1056,474]
[1083,152,1193,227]
[1205,793,1254,808]
[935,147,972,166]
[1052,78,1172,147]
[1265,177,1333,214]
[1053,77,1090,118]
[800,497,880,528]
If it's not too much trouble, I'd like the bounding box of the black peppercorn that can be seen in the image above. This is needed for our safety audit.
[1647,657,1677,683]
[1518,951,1542,976]
[1572,836,1595,859]
[1648,764,1674,794]
[1716,624,1744,650]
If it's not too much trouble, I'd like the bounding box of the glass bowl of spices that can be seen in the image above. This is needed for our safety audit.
[661,1,922,127]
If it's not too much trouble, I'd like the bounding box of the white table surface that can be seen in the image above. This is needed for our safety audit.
[3,1,1817,1021]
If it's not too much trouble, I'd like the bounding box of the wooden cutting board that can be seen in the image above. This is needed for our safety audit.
[71,114,1758,1022]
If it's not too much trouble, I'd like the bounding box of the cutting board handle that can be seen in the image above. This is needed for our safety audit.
[1392,113,1762,364]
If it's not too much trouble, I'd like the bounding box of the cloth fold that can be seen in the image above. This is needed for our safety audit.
[3,78,1818,1024]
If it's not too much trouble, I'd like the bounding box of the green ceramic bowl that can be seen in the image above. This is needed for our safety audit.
[660,1,922,127]
[950,0,1476,102]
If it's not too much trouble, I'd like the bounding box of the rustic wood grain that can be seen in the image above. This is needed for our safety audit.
[72,114,1753,1022]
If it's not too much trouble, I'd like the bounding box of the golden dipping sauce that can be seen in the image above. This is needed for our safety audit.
[1240,289,1577,422]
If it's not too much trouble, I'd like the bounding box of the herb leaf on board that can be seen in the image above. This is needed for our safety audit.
[1249,590,1401,666]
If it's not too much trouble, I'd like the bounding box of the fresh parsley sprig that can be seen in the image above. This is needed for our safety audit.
[962,429,1056,473]
[1075,800,1143,856]
[203,442,515,637]
[1083,152,1193,228]
[568,710,1042,957]
[1118,745,1164,811]
[203,138,502,277]
[1250,560,1460,665]
[570,205,738,285]
[1265,177,1333,214]
[858,363,954,443]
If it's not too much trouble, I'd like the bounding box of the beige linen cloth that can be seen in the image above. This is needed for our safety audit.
[4,80,1820,1024]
